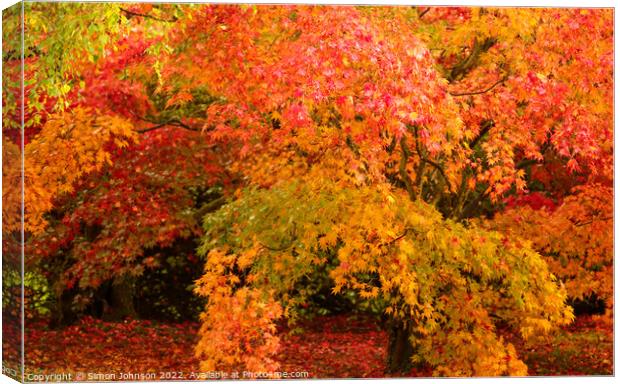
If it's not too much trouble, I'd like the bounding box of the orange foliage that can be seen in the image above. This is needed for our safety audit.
[22,108,137,233]
[488,183,613,314]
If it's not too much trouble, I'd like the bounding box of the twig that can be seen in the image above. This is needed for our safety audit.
[574,216,613,227]
[449,76,507,97]
[136,120,200,133]
[258,240,295,252]
[120,7,178,23]
[389,229,410,243]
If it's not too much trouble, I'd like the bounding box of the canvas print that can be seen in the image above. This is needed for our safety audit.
[1,2,613,381]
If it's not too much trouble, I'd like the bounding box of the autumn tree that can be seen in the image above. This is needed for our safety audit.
[144,5,609,376]
[185,5,610,376]
[428,7,614,316]
[6,3,227,323]
[6,3,612,377]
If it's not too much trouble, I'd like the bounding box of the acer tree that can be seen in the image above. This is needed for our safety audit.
[184,5,610,375]
[4,3,612,378]
[2,3,226,324]
[442,7,614,317]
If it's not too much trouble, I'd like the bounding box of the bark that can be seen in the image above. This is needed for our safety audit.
[386,321,416,374]
[49,288,78,328]
[102,274,138,321]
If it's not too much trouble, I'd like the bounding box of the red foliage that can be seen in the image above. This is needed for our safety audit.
[21,314,612,378]
[31,127,223,289]
[504,191,557,211]
[24,318,200,375]
[79,36,154,120]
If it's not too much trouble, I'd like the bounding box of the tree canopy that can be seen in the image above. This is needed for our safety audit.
[2,3,613,378]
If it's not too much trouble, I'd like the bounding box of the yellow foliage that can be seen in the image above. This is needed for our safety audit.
[196,162,573,376]
[195,251,283,372]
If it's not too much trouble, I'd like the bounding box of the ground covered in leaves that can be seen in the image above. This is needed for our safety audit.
[20,314,612,379]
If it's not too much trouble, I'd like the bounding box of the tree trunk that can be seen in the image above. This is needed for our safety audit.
[50,288,78,328]
[102,274,137,321]
[386,321,416,374]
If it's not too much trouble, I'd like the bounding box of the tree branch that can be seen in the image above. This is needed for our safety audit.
[449,76,507,97]
[574,216,613,227]
[387,227,415,245]
[409,124,454,194]
[418,7,431,19]
[258,238,296,252]
[193,196,227,222]
[468,120,494,149]
[120,7,178,23]
[422,158,454,194]
[448,37,497,82]
[459,189,490,220]
[515,158,540,169]
[136,123,169,134]
[399,137,416,201]
[136,119,201,133]
[515,140,552,169]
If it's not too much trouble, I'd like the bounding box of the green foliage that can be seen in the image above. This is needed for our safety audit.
[3,269,52,318]
[21,3,122,109]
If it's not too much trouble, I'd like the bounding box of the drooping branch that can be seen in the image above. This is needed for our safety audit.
[258,224,298,252]
[386,227,417,245]
[515,158,540,169]
[193,196,227,222]
[419,156,453,196]
[258,241,294,252]
[421,158,454,194]
[410,125,455,195]
[136,123,170,134]
[133,110,202,133]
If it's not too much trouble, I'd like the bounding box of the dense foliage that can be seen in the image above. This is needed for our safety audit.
[2,3,612,378]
